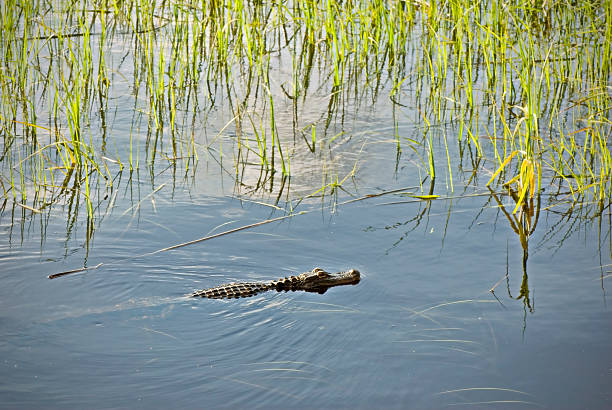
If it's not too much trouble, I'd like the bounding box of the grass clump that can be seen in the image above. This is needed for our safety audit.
[0,0,610,228]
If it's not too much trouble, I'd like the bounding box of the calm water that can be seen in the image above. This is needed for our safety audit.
[2,4,612,409]
[1,184,611,409]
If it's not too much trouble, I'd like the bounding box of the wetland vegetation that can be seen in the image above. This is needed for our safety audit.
[2,0,610,222]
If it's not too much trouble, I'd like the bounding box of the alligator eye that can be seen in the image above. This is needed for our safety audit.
[317,270,328,278]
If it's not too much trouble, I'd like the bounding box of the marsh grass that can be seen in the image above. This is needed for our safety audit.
[0,0,610,232]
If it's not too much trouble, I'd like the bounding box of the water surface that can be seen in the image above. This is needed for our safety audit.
[1,2,611,408]
[2,187,611,409]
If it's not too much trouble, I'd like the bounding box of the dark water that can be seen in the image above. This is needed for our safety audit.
[1,187,611,409]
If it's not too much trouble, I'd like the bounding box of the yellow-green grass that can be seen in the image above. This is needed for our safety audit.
[0,0,610,223]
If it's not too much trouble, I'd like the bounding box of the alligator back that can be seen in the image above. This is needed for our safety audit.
[190,282,274,299]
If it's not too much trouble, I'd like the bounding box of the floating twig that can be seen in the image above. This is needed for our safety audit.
[48,213,304,279]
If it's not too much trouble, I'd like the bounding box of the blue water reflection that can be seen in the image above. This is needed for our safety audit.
[1,193,611,409]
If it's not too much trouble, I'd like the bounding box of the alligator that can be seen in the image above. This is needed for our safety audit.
[189,268,360,299]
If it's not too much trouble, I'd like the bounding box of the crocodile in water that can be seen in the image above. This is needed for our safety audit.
[189,268,360,299]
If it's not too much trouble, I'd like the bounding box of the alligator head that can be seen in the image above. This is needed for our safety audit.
[272,267,361,294]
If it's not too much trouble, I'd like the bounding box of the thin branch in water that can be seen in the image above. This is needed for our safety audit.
[489,274,509,293]
[48,212,305,279]
[48,263,104,279]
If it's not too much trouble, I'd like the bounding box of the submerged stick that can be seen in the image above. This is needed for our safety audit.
[48,263,104,279]
[49,185,436,280]
[149,211,306,254]
[48,212,305,279]
[489,274,509,293]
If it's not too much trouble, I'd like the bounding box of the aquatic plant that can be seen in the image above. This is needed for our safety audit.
[0,0,610,228]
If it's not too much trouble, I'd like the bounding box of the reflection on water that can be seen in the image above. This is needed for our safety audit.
[1,192,611,409]
[488,188,541,317]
